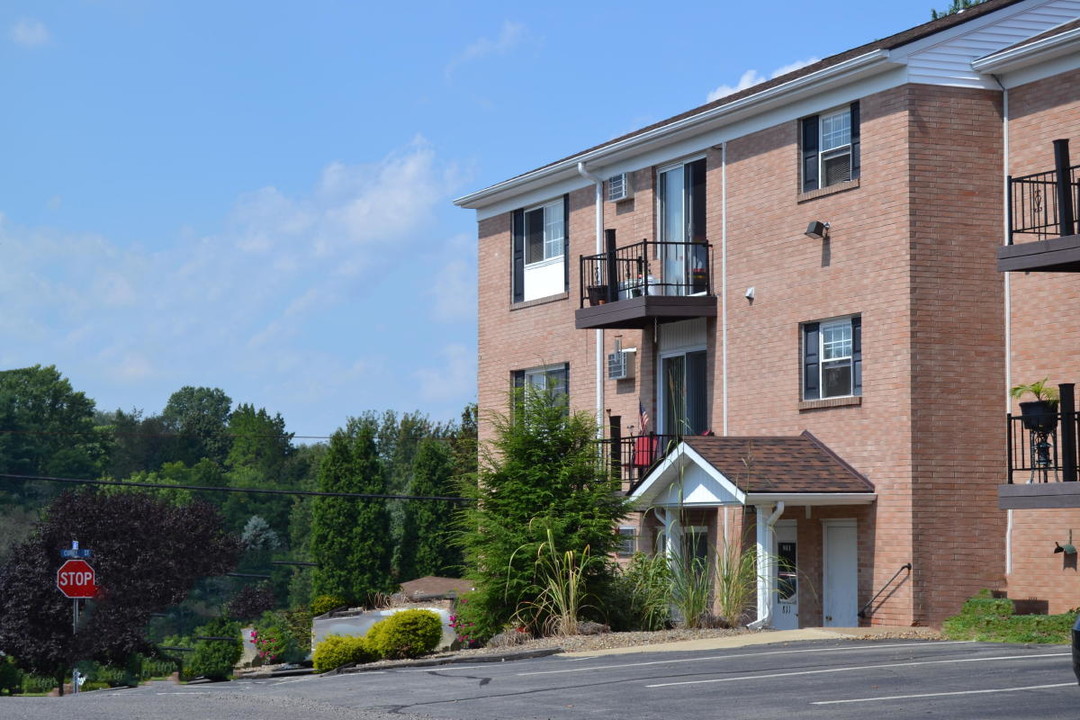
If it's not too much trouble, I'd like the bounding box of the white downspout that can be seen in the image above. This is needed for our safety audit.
[577,162,605,433]
[748,501,784,630]
[719,142,729,435]
[996,78,1014,577]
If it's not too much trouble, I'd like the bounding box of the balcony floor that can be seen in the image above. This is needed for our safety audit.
[575,295,717,330]
[999,482,1080,509]
[997,234,1080,272]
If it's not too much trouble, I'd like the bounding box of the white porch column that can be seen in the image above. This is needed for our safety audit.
[750,501,783,630]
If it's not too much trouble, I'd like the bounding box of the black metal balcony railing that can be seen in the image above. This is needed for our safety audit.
[1006,389,1079,484]
[597,432,681,492]
[579,239,712,308]
[1008,164,1080,243]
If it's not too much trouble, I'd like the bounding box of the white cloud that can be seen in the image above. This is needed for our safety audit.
[0,139,465,431]
[445,21,527,79]
[427,232,476,323]
[706,57,820,102]
[414,344,475,404]
[11,18,50,47]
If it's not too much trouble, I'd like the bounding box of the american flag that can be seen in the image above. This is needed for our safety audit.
[639,401,649,433]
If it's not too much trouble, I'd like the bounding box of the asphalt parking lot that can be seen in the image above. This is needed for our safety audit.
[3,638,1076,720]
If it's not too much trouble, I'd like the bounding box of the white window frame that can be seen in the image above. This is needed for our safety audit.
[524,199,565,267]
[818,106,853,188]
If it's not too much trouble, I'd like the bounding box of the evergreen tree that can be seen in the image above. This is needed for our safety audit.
[397,438,462,581]
[931,0,987,20]
[455,389,630,639]
[309,419,392,604]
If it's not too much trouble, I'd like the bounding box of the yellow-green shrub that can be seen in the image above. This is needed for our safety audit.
[311,594,349,616]
[365,610,443,660]
[312,634,375,672]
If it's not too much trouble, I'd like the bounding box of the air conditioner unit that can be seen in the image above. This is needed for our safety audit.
[607,349,636,380]
[607,173,633,202]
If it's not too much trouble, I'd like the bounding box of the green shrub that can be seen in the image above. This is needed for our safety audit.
[312,594,349,616]
[365,610,443,660]
[20,673,56,695]
[942,589,1077,644]
[608,553,673,631]
[0,655,23,695]
[312,634,375,672]
[187,618,243,681]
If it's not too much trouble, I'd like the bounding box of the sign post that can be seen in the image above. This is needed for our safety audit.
[57,541,96,693]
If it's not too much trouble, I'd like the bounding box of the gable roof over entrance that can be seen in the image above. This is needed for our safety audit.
[628,431,875,509]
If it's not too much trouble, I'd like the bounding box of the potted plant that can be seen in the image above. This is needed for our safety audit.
[1010,378,1060,433]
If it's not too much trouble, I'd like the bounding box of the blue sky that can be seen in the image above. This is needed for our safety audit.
[1,0,943,438]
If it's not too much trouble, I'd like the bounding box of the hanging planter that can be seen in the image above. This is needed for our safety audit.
[1011,379,1060,433]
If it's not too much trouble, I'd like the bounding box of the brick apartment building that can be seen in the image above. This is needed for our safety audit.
[456,0,1080,628]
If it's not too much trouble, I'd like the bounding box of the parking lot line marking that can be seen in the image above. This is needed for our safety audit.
[515,641,975,677]
[645,652,1070,688]
[811,682,1076,705]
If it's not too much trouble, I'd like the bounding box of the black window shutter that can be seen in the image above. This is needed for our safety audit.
[563,194,570,292]
[801,116,819,193]
[850,101,861,180]
[851,316,862,396]
[687,159,707,242]
[803,322,820,400]
[512,209,525,303]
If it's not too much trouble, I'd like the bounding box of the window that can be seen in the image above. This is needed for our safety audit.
[512,363,569,411]
[512,196,569,302]
[801,102,860,193]
[802,316,861,400]
[660,350,708,435]
[617,527,637,558]
[657,159,707,295]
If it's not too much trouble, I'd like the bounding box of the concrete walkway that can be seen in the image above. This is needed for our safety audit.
[560,626,944,657]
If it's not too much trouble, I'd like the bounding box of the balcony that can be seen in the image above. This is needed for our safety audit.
[575,230,717,330]
[999,383,1080,509]
[997,139,1080,273]
[596,432,680,494]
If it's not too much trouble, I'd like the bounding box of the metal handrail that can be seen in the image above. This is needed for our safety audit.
[858,562,912,619]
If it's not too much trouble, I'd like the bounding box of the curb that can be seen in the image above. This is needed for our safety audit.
[333,647,564,674]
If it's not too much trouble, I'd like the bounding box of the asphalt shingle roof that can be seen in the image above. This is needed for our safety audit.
[680,431,874,495]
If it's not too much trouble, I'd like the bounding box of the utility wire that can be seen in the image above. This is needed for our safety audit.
[0,472,473,503]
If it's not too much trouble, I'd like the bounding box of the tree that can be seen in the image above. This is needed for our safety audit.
[0,489,240,691]
[455,389,630,639]
[219,404,296,534]
[96,408,173,477]
[0,366,109,503]
[397,437,463,581]
[161,386,233,466]
[931,0,987,20]
[310,419,393,604]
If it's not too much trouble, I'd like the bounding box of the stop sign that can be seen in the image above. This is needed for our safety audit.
[57,559,97,598]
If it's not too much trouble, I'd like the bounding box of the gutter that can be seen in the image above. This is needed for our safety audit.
[971,26,1080,74]
[577,162,605,434]
[455,50,894,210]
[748,501,785,631]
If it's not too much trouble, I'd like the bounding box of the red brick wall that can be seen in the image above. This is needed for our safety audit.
[1003,68,1080,610]
[906,85,1007,625]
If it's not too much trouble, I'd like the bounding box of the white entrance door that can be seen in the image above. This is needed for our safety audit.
[822,520,858,627]
[772,520,799,630]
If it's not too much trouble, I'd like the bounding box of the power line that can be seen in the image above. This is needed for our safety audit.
[0,472,473,504]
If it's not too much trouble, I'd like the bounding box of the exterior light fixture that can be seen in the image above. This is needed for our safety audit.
[805,221,830,240]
